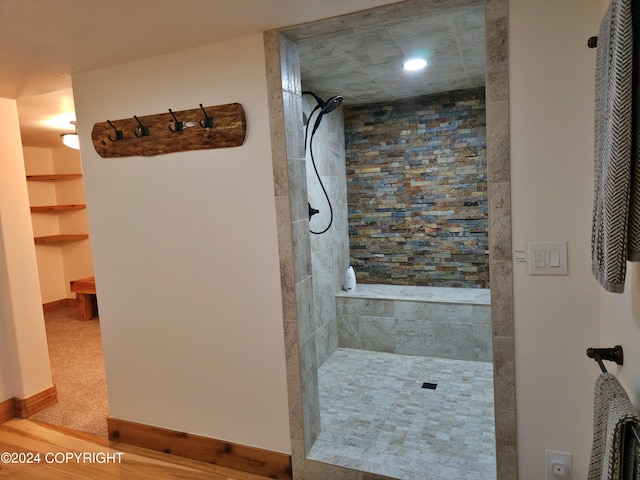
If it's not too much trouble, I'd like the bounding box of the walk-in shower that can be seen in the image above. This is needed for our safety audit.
[269,0,515,477]
[298,84,494,478]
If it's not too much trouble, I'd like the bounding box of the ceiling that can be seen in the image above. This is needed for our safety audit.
[4,0,484,149]
[284,0,485,105]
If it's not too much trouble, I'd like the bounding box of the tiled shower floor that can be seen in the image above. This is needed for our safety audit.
[308,348,496,480]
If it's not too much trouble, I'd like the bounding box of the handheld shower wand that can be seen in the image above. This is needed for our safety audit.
[303,91,343,135]
[311,95,343,134]
[302,91,343,234]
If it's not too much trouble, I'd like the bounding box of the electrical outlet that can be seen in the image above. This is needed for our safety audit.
[545,450,572,480]
[552,461,568,476]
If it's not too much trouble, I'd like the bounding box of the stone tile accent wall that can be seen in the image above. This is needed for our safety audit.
[344,87,488,288]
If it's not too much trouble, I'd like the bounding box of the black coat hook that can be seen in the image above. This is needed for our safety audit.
[106,120,124,142]
[168,109,184,132]
[199,104,214,128]
[133,115,149,138]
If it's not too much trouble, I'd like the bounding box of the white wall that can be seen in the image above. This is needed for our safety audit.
[0,98,53,400]
[509,0,605,478]
[72,34,290,453]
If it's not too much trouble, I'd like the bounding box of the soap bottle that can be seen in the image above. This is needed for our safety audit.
[345,265,356,293]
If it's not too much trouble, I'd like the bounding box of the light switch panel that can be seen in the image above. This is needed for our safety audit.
[528,241,568,275]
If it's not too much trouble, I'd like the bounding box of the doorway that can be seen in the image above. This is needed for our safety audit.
[264,0,516,478]
[19,94,108,436]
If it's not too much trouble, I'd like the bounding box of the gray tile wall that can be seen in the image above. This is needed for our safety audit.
[303,94,350,368]
[264,31,321,473]
[336,289,492,362]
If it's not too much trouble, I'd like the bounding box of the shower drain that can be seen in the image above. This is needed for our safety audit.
[422,382,438,390]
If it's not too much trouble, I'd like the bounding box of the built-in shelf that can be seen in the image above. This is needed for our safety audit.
[30,204,86,213]
[34,234,89,245]
[27,172,89,247]
[26,174,83,181]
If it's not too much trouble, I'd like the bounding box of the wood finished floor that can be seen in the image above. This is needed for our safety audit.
[0,418,274,479]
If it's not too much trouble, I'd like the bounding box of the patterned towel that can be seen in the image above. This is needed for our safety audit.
[588,373,640,479]
[592,0,640,293]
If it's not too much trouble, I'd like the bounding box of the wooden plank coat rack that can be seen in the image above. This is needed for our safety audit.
[91,103,246,158]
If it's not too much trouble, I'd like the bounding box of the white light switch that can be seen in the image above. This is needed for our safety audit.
[528,242,568,275]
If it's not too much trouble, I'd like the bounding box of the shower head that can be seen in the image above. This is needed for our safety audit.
[302,91,344,135]
[302,91,343,113]
[321,95,343,114]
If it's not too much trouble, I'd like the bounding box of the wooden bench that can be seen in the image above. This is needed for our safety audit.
[70,276,98,321]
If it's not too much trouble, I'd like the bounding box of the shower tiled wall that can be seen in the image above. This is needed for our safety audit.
[264,31,321,468]
[344,87,488,288]
[336,285,492,362]
[303,94,349,368]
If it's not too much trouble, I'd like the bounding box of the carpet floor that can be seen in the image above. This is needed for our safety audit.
[30,307,109,437]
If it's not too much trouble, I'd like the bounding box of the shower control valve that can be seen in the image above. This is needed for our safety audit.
[308,202,320,220]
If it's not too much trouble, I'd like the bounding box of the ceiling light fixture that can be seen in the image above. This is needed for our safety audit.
[403,58,428,71]
[60,121,79,150]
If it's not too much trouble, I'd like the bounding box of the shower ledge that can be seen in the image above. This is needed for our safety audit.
[335,284,490,305]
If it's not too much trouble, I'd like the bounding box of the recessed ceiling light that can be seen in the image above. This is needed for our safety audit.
[403,58,428,71]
